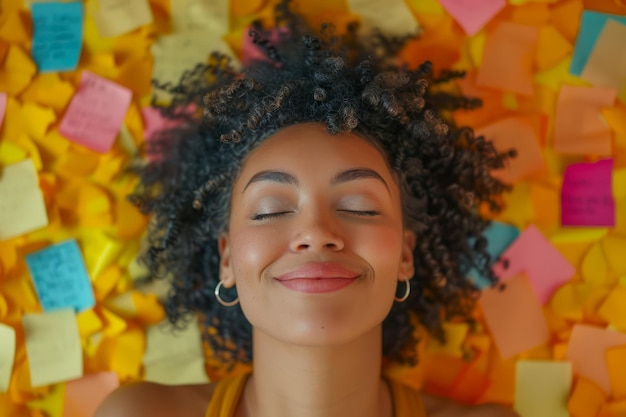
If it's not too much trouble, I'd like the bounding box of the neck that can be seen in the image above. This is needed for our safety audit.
[239,326,392,417]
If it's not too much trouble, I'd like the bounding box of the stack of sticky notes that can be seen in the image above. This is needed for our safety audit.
[1,0,626,416]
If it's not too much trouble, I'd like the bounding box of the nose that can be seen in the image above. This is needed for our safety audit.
[289,209,344,253]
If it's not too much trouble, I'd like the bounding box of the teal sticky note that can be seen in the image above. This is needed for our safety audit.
[25,239,95,312]
[31,1,83,73]
[468,221,520,289]
[570,11,626,76]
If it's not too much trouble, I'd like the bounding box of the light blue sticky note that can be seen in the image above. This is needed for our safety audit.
[25,239,95,312]
[467,221,520,289]
[570,11,626,76]
[31,1,83,73]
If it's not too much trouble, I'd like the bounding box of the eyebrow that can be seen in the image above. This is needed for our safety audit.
[243,168,389,192]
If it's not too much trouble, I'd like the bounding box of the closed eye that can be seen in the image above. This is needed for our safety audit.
[339,210,380,216]
[251,211,293,221]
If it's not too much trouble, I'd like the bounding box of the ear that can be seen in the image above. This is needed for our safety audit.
[399,230,416,280]
[218,233,236,288]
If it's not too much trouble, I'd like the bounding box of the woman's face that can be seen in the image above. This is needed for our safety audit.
[219,123,415,347]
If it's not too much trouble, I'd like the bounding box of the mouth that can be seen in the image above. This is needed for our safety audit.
[274,262,360,293]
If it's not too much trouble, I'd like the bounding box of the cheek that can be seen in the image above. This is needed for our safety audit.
[229,226,287,280]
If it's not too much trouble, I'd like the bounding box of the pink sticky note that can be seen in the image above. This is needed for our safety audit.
[141,106,181,141]
[554,86,616,156]
[491,225,576,304]
[242,26,286,66]
[479,274,550,359]
[439,0,506,36]
[565,325,626,394]
[476,22,538,96]
[59,71,132,153]
[561,159,615,226]
[63,372,119,417]
[0,92,7,129]
[475,117,545,184]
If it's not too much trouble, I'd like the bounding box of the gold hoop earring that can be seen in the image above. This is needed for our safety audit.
[395,280,410,302]
[215,281,239,306]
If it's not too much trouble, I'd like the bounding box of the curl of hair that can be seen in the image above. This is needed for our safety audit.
[130,0,512,367]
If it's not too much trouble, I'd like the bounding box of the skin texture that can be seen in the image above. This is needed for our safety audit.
[95,124,518,417]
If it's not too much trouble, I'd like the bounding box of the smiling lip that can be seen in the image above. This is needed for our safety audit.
[275,263,360,293]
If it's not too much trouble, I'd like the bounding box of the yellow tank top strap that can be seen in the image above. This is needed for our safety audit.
[386,378,428,417]
[205,372,250,417]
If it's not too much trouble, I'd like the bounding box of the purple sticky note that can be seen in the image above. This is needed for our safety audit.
[491,225,576,304]
[561,159,615,226]
[439,0,506,36]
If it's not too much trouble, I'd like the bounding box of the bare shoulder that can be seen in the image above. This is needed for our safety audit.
[421,393,519,417]
[95,380,217,417]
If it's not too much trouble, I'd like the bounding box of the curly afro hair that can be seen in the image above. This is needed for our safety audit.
[129,0,513,367]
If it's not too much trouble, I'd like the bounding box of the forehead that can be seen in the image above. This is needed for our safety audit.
[237,123,391,176]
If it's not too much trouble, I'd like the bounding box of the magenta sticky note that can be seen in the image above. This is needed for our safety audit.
[491,225,576,304]
[59,71,132,153]
[561,159,615,227]
[439,0,506,36]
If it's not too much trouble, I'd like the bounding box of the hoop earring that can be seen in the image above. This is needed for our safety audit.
[394,280,410,302]
[215,281,239,306]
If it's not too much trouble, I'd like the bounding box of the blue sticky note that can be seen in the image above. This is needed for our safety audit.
[467,221,520,289]
[31,1,83,73]
[570,11,626,76]
[25,239,95,312]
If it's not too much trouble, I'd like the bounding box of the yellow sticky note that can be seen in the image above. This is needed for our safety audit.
[0,159,49,240]
[93,0,153,37]
[170,0,230,34]
[598,284,626,332]
[143,319,209,385]
[514,360,572,417]
[535,25,573,71]
[0,323,16,392]
[347,0,419,36]
[0,45,37,95]
[567,377,607,417]
[20,102,56,142]
[581,242,613,286]
[427,322,469,358]
[22,309,83,387]
[27,383,65,417]
[20,74,76,114]
[0,9,30,44]
[601,236,626,276]
[76,308,103,338]
[581,20,626,90]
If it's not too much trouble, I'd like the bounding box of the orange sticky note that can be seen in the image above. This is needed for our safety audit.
[581,20,626,90]
[535,25,573,71]
[565,325,626,393]
[476,22,538,96]
[479,274,550,359]
[567,377,607,417]
[597,284,626,332]
[63,372,119,417]
[475,117,545,183]
[606,346,626,399]
[554,86,616,156]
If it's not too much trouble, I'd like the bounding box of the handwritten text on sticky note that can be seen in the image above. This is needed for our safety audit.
[59,70,132,153]
[25,239,95,312]
[31,1,83,72]
[561,159,615,227]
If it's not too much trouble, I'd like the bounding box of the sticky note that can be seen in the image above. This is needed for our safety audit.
[0,92,6,129]
[151,32,240,88]
[554,86,616,156]
[347,0,419,36]
[59,70,132,153]
[598,284,626,331]
[0,159,48,240]
[514,361,572,417]
[93,0,153,38]
[606,346,626,399]
[581,20,626,90]
[0,323,16,392]
[241,26,285,66]
[602,235,626,275]
[141,106,181,141]
[535,25,573,71]
[565,324,626,393]
[22,309,83,387]
[467,221,520,288]
[31,1,83,72]
[475,117,545,183]
[570,11,626,76]
[479,274,550,359]
[561,159,615,226]
[438,0,506,36]
[64,372,119,417]
[568,377,607,417]
[25,239,95,312]
[476,22,538,96]
[170,0,229,34]
[492,225,576,304]
[143,320,209,385]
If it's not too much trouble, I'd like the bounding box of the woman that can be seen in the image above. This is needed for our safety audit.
[98,2,517,416]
